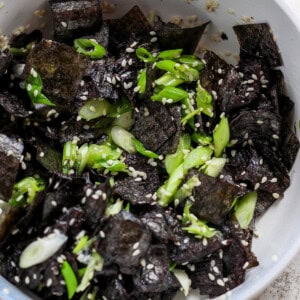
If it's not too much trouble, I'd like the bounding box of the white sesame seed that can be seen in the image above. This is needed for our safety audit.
[272,134,280,140]
[272,193,280,199]
[150,37,158,43]
[261,176,267,184]
[126,47,135,53]
[39,152,45,157]
[80,95,88,101]
[25,276,30,285]
[14,276,20,283]
[259,159,264,165]
[2,288,10,295]
[218,78,223,85]
[243,262,249,269]
[254,183,260,190]
[33,89,39,97]
[92,194,99,200]
[100,231,105,238]
[147,264,154,270]
[132,249,141,257]
[30,68,38,78]
[86,188,92,197]
[217,279,225,287]
[69,218,76,226]
[247,79,254,84]
[217,68,222,74]
[247,87,254,92]
[150,31,156,36]
[252,74,258,80]
[244,132,249,139]
[231,150,236,157]
[61,21,67,28]
[140,259,146,267]
[46,278,53,287]
[208,273,215,281]
[51,200,57,207]
[241,240,249,247]
[202,238,208,246]
[240,183,247,187]
[270,177,278,183]
[133,242,140,250]
[121,59,127,67]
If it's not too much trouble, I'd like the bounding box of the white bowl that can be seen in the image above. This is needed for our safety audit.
[0,1,299,299]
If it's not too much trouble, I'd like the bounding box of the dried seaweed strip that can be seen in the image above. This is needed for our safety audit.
[49,0,102,43]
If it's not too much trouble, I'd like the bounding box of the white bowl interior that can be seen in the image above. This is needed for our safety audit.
[0,0,300,299]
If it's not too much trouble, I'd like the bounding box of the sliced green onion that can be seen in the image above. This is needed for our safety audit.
[196,82,213,118]
[172,269,191,297]
[74,39,106,59]
[157,164,185,207]
[132,138,159,159]
[105,199,124,216]
[112,111,134,130]
[181,108,202,126]
[136,47,156,63]
[73,236,90,255]
[111,126,136,154]
[77,251,104,293]
[155,60,177,74]
[78,268,87,278]
[174,175,201,204]
[62,142,78,174]
[183,146,213,171]
[137,69,147,94]
[108,97,132,118]
[26,68,55,106]
[10,47,28,57]
[125,202,131,212]
[9,177,46,207]
[192,133,212,145]
[96,160,127,172]
[234,192,258,229]
[151,86,188,103]
[178,55,205,71]
[182,201,215,238]
[169,261,177,272]
[61,261,78,300]
[158,49,183,60]
[19,231,67,269]
[155,73,184,87]
[79,98,112,121]
[77,144,89,175]
[203,157,227,177]
[213,116,230,158]
[165,134,191,175]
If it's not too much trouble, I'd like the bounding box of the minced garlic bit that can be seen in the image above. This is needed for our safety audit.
[0,34,9,51]
[227,8,235,15]
[171,16,183,26]
[211,32,222,43]
[101,1,117,14]
[205,0,220,13]
[34,9,46,18]
[241,15,255,24]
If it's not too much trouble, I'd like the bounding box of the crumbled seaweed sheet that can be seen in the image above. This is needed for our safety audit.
[49,0,103,43]
[0,134,23,201]
[233,23,283,67]
[132,101,181,155]
[114,154,161,205]
[98,211,151,274]
[0,91,31,118]
[26,39,88,109]
[188,221,258,298]
[153,17,210,53]
[189,171,245,225]
[164,207,224,264]
[10,30,43,49]
[0,50,12,75]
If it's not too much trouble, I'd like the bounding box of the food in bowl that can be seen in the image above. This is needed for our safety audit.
[0,1,299,299]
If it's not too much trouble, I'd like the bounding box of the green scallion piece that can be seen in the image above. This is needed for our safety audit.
[79,98,112,121]
[155,73,184,87]
[151,86,188,103]
[137,69,147,94]
[112,111,134,130]
[155,60,178,74]
[95,160,127,172]
[26,68,55,106]
[77,144,89,175]
[9,177,45,207]
[132,138,159,159]
[169,261,177,272]
[213,116,230,158]
[203,157,227,178]
[234,192,258,229]
[182,201,216,238]
[74,39,106,59]
[105,198,124,216]
[61,261,78,300]
[181,108,202,126]
[174,175,201,204]
[62,142,78,174]
[192,133,212,145]
[165,134,191,175]
[158,49,183,59]
[136,47,156,63]
[111,126,136,154]
[178,55,205,71]
[125,202,131,212]
[73,236,90,255]
[183,146,213,171]
[196,82,213,118]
